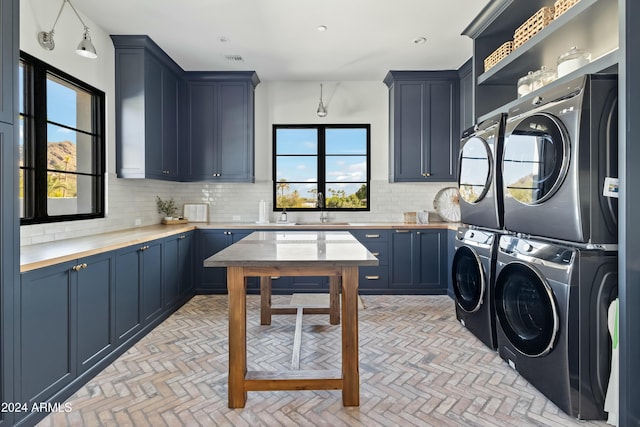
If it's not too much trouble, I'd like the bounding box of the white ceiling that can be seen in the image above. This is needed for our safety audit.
[73,0,490,82]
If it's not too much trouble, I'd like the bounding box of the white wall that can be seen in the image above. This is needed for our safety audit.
[19,0,454,245]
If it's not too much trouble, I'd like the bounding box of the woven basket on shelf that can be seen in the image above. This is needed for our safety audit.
[513,6,555,49]
[484,41,514,72]
[554,0,580,19]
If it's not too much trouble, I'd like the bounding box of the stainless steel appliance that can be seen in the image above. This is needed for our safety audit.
[458,113,506,231]
[494,235,617,419]
[501,74,618,247]
[451,226,499,349]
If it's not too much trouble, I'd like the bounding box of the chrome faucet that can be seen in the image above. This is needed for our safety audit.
[318,192,328,223]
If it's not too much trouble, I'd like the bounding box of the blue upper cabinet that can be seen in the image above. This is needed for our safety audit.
[183,72,259,182]
[112,35,259,183]
[112,35,184,180]
[384,71,460,182]
[0,0,16,125]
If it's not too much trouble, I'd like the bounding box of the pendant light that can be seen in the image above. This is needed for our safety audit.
[38,0,98,59]
[317,83,328,117]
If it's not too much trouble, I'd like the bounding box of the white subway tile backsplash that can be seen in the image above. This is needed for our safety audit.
[20,175,455,246]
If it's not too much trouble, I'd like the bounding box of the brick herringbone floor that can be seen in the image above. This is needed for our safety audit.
[38,295,610,427]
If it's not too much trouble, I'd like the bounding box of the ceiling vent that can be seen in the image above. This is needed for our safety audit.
[225,55,244,62]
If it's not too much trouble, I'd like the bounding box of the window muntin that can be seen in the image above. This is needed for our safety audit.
[273,124,370,211]
[19,52,105,224]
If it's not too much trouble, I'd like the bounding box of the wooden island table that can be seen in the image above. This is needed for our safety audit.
[203,230,378,408]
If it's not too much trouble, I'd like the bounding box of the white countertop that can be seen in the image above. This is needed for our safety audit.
[203,231,379,267]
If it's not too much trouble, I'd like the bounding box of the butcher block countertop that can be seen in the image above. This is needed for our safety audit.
[20,221,460,272]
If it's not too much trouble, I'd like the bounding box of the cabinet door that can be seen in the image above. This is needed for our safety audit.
[393,81,425,181]
[162,68,180,178]
[164,232,193,308]
[76,252,114,374]
[141,240,163,323]
[196,230,229,292]
[217,81,254,182]
[350,230,390,292]
[426,81,458,181]
[178,232,194,297]
[0,0,16,125]
[143,53,164,179]
[114,48,146,178]
[187,82,216,180]
[163,234,181,308]
[115,245,142,342]
[18,262,75,411]
[390,230,414,288]
[415,230,447,292]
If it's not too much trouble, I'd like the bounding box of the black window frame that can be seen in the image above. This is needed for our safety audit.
[272,123,371,212]
[19,51,106,225]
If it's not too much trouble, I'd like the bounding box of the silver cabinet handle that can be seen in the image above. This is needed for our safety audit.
[395,230,409,233]
[365,275,380,280]
[372,252,380,256]
[364,234,380,238]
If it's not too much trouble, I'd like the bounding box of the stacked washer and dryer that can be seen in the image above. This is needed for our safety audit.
[453,74,619,420]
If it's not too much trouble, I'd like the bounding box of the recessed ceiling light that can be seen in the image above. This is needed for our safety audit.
[317,25,328,32]
[412,36,427,44]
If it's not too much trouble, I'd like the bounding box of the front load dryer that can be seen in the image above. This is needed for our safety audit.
[494,235,617,419]
[501,74,618,247]
[451,226,498,349]
[458,113,507,231]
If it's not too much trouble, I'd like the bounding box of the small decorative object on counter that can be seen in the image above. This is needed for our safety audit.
[157,196,187,224]
[417,211,430,224]
[156,196,178,219]
[278,208,288,223]
[557,46,591,78]
[403,212,417,224]
[433,187,461,222]
[257,200,269,224]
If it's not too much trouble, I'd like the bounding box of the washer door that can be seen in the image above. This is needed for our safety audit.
[495,262,559,357]
[502,113,569,205]
[452,246,486,313]
[458,136,492,204]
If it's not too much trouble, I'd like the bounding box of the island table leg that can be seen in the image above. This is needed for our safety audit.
[341,266,360,406]
[227,266,247,408]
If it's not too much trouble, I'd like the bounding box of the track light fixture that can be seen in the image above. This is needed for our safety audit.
[317,83,328,117]
[38,0,98,59]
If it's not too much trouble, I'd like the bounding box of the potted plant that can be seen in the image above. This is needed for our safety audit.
[156,196,178,221]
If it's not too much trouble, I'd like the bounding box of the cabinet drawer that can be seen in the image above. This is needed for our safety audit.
[360,241,388,266]
[350,230,389,242]
[358,266,389,289]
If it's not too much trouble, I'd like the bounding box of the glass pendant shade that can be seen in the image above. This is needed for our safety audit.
[317,84,328,117]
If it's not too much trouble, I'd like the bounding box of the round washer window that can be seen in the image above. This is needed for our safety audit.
[502,114,569,205]
[452,246,485,313]
[495,262,559,357]
[458,136,492,204]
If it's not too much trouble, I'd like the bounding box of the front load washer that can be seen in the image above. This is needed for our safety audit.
[451,226,498,349]
[458,113,506,231]
[501,74,618,247]
[494,235,617,419]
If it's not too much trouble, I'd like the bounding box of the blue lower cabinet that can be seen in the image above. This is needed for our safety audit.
[141,240,163,323]
[350,230,390,293]
[196,230,255,293]
[270,275,328,294]
[164,231,195,308]
[17,251,115,424]
[76,252,115,374]
[390,229,447,294]
[114,245,142,343]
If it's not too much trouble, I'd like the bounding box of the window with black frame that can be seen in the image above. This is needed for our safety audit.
[273,124,370,211]
[19,52,105,225]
